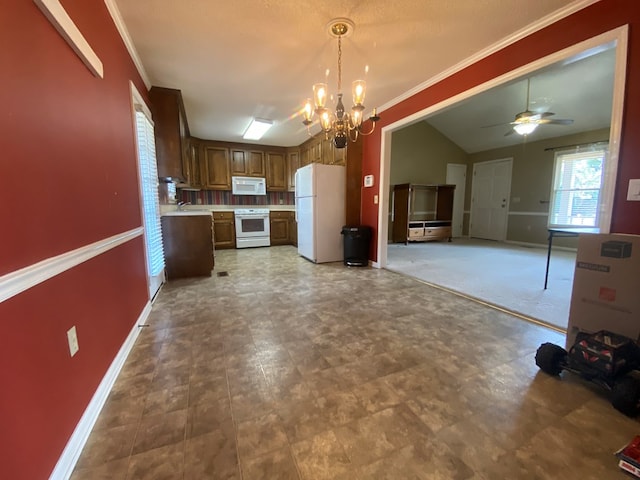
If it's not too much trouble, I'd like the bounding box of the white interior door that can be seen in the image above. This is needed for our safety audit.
[446,163,467,238]
[470,158,512,241]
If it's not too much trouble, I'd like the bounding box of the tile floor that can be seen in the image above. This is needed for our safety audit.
[72,246,637,479]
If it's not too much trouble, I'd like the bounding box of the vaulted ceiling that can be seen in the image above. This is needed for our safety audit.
[113,0,606,150]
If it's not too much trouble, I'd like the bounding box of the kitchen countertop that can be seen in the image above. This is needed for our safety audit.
[160,205,295,215]
[161,210,213,217]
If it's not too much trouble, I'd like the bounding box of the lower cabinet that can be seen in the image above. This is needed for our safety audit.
[161,214,214,279]
[212,211,236,249]
[289,214,297,247]
[270,211,296,246]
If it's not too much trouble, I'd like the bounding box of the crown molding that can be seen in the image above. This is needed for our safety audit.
[103,0,151,89]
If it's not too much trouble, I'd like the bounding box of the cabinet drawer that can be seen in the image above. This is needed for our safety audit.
[269,211,294,219]
[213,211,234,220]
[424,226,451,238]
[408,227,424,238]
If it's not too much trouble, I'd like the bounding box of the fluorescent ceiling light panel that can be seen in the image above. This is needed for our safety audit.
[243,118,273,140]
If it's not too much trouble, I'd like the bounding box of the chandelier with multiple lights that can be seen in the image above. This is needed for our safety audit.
[302,19,380,149]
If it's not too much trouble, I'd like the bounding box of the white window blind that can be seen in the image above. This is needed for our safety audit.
[135,110,165,277]
[549,147,606,228]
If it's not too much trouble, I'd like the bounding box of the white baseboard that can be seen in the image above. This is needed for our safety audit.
[49,301,152,480]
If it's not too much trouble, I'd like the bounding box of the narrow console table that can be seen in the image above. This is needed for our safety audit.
[544,227,599,289]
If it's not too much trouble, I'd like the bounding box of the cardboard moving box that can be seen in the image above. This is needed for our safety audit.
[566,233,640,349]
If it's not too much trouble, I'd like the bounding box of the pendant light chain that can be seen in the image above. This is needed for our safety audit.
[337,34,342,93]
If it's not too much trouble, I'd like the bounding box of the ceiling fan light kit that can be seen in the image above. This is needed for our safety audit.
[482,77,575,137]
[301,18,380,149]
[513,122,538,135]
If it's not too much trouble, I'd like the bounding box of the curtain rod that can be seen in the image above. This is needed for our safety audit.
[544,140,609,152]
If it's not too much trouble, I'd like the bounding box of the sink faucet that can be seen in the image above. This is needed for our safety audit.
[177,201,191,211]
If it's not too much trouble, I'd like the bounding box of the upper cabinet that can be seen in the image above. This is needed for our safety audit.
[231,149,265,177]
[298,135,346,168]
[266,151,287,191]
[149,87,189,181]
[201,143,231,190]
[286,149,299,192]
[183,137,203,189]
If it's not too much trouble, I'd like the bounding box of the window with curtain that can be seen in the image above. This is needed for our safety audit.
[135,109,165,282]
[549,146,607,228]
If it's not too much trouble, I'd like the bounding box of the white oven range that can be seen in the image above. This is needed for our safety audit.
[234,208,270,248]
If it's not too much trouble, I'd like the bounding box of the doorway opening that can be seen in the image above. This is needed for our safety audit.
[379,26,627,327]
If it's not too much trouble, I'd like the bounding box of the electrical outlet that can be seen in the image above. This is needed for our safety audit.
[67,326,79,357]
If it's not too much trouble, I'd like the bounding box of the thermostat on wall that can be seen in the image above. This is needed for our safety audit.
[364,175,374,187]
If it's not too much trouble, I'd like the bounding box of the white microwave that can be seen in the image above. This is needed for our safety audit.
[231,176,266,195]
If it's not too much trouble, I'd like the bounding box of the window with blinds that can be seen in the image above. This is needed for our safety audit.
[135,109,165,279]
[549,147,606,228]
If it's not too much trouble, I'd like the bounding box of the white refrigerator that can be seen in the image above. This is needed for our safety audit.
[295,163,346,263]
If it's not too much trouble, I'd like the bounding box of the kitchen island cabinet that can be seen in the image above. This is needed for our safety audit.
[161,213,214,279]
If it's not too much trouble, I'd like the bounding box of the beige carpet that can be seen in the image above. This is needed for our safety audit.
[386,238,576,330]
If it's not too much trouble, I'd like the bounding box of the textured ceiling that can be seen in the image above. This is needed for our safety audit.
[114,0,589,148]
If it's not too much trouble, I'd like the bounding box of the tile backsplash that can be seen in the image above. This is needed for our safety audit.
[179,190,294,206]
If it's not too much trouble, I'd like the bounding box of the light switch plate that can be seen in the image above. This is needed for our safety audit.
[67,326,79,357]
[364,175,374,187]
[627,179,640,201]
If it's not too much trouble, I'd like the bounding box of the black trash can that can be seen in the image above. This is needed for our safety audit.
[341,226,372,267]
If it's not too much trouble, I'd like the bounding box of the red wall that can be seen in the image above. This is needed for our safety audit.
[361,0,640,261]
[0,1,149,478]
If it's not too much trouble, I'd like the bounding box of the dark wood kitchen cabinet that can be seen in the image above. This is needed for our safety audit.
[286,149,299,192]
[270,211,296,246]
[182,137,203,188]
[266,151,287,191]
[149,87,189,181]
[231,149,265,177]
[201,144,231,190]
[212,211,236,249]
[269,211,290,246]
[288,213,297,246]
[161,214,213,279]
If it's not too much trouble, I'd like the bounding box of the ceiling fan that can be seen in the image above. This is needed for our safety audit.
[483,78,574,136]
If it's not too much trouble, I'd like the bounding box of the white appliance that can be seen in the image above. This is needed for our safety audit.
[295,163,346,263]
[232,176,266,196]
[234,208,270,248]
